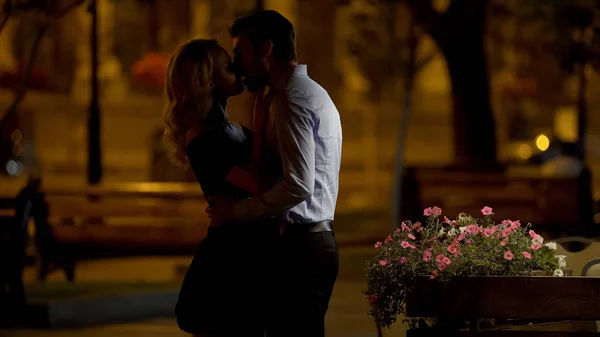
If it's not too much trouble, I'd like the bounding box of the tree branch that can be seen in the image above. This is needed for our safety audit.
[0,0,86,126]
[0,0,11,33]
[404,0,443,39]
[55,0,86,18]
[1,26,47,124]
[415,49,438,71]
[0,12,9,32]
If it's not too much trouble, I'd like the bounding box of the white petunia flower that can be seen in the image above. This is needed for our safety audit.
[448,228,458,237]
[533,235,544,244]
[544,242,557,250]
[555,255,567,269]
[438,228,446,236]
[553,269,564,277]
[558,258,567,269]
[459,226,467,233]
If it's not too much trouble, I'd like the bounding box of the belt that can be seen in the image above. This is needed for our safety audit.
[280,220,333,234]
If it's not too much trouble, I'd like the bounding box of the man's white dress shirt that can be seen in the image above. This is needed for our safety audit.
[233,64,342,224]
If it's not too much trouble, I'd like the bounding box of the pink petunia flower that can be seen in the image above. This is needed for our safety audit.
[457,233,467,241]
[423,207,433,216]
[522,251,532,259]
[412,222,422,229]
[417,227,424,233]
[401,241,416,249]
[408,233,416,240]
[504,251,514,261]
[401,223,412,232]
[384,235,392,244]
[394,228,401,235]
[374,241,383,249]
[423,249,433,262]
[447,243,459,256]
[379,260,389,266]
[501,238,509,246]
[481,206,494,216]
[398,257,407,264]
[436,254,452,265]
[466,224,480,234]
[529,230,538,240]
[483,228,495,237]
[431,206,443,216]
[466,239,472,245]
[501,227,512,238]
[430,270,439,280]
[443,216,457,226]
[531,242,542,251]
[436,254,452,270]
[510,220,521,230]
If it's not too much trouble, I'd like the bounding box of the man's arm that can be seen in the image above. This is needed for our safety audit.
[233,98,315,221]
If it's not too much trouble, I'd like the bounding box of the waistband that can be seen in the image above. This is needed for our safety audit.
[280,220,333,235]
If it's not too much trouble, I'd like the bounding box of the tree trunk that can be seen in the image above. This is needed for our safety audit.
[435,0,499,169]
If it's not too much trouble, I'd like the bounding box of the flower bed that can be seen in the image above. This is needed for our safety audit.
[365,206,567,329]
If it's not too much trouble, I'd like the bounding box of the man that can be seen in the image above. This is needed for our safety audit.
[207,10,342,337]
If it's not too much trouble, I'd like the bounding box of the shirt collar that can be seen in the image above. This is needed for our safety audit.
[271,64,307,91]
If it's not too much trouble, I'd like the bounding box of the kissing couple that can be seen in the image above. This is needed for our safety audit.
[163,10,343,337]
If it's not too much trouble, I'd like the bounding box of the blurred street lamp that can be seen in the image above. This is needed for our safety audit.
[535,134,550,152]
[87,0,102,184]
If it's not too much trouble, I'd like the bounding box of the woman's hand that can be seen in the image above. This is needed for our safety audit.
[206,196,235,226]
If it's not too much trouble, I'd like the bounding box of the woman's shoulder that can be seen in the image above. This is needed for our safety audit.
[185,127,213,153]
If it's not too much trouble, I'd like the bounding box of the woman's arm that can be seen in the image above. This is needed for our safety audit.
[225,166,262,196]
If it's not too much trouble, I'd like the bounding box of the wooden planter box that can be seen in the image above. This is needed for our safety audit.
[406,276,600,336]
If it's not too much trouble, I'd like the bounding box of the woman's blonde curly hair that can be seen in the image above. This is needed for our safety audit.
[163,39,223,167]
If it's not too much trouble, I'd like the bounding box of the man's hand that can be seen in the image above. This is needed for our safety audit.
[206,196,236,226]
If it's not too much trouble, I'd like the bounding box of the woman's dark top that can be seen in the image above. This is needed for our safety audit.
[186,118,253,202]
[175,100,280,336]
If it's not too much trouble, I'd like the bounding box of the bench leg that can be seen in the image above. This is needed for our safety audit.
[64,260,76,283]
[38,256,50,283]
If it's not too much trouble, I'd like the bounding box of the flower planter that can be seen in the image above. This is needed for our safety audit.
[366,205,580,335]
[525,269,572,276]
[406,275,600,321]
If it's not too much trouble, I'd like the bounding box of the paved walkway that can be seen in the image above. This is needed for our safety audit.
[5,245,409,337]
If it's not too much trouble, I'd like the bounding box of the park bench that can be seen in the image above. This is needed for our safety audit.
[400,166,596,250]
[0,185,37,327]
[18,181,211,282]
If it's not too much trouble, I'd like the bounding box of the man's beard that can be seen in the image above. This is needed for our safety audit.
[243,76,267,93]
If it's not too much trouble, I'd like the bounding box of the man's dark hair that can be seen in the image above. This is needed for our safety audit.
[229,10,297,62]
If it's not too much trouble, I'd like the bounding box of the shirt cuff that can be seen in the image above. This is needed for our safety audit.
[233,198,252,222]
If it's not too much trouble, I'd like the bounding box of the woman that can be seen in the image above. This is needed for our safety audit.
[163,39,279,337]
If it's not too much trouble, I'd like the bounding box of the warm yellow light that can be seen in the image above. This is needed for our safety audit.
[554,106,578,142]
[516,143,533,160]
[10,129,22,143]
[535,134,550,151]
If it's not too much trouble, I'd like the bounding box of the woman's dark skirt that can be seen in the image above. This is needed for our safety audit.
[175,220,279,337]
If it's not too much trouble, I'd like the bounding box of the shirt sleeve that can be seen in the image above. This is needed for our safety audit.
[233,96,315,221]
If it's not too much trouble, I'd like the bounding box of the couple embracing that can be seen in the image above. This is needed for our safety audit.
[163,10,343,337]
